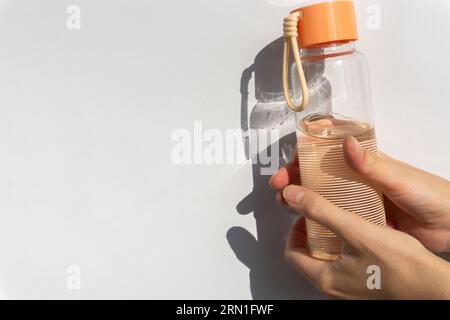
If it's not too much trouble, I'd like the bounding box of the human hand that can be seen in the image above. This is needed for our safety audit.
[280,187,450,299]
[270,136,450,253]
[269,136,450,299]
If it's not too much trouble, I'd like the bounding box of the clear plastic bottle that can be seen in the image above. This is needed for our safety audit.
[285,1,386,260]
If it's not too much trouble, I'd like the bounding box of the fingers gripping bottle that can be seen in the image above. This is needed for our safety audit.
[282,1,386,261]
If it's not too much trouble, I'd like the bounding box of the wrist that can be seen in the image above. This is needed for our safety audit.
[400,250,450,300]
[426,256,450,300]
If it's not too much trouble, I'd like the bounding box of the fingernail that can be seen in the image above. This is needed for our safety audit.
[350,136,363,159]
[275,192,287,206]
[283,186,305,205]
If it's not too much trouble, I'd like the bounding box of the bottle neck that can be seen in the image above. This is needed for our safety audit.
[300,41,356,60]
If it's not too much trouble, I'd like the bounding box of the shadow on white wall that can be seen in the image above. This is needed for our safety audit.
[227,38,326,299]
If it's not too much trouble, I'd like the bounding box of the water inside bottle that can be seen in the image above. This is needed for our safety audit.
[297,113,386,261]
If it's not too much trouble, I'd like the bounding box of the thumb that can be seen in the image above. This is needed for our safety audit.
[343,136,412,195]
[343,136,450,224]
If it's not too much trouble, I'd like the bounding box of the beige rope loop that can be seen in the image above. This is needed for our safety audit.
[282,12,309,113]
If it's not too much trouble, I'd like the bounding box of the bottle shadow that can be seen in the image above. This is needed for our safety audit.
[226,38,325,299]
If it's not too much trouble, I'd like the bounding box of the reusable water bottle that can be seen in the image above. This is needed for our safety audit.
[282,1,386,261]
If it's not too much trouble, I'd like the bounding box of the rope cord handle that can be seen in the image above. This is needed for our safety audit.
[283,12,309,112]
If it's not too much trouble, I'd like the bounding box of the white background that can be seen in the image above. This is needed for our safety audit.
[0,0,449,299]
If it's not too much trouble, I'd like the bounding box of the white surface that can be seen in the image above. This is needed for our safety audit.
[0,0,449,299]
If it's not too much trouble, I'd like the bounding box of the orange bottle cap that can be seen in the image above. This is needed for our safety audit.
[291,1,358,49]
